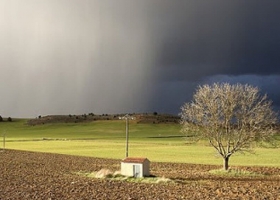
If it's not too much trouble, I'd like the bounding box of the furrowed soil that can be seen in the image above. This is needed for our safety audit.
[0,150,279,199]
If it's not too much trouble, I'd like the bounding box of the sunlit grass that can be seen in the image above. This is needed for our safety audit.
[1,119,280,167]
[5,140,280,166]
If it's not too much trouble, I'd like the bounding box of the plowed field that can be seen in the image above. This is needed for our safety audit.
[0,149,279,199]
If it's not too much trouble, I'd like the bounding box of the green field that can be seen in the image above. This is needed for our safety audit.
[1,119,280,167]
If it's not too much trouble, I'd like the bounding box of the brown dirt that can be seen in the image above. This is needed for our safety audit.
[0,149,279,199]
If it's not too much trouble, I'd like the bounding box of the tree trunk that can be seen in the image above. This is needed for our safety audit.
[223,156,230,170]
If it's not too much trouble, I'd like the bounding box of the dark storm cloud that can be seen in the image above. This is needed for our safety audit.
[0,0,279,117]
[202,75,280,113]
[148,0,280,114]
[155,1,280,81]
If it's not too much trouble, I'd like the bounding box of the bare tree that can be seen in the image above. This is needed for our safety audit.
[180,83,278,170]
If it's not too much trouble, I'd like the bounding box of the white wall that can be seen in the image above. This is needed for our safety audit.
[121,163,143,177]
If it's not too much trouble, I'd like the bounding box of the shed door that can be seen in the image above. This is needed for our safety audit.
[133,165,140,177]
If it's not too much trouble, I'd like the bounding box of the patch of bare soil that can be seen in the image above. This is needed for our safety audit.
[0,149,279,199]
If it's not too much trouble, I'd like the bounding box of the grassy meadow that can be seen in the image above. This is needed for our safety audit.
[1,118,280,167]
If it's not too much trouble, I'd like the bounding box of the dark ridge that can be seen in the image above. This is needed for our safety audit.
[27,113,180,126]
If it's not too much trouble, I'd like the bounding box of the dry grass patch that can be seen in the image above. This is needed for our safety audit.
[209,168,263,177]
[76,169,174,184]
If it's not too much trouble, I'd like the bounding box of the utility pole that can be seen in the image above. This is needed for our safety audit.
[2,131,6,151]
[125,115,129,157]
[120,114,134,158]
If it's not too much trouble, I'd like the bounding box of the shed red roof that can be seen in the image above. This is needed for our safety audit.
[122,157,149,163]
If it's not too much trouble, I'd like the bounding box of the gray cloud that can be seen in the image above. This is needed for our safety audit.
[0,0,279,117]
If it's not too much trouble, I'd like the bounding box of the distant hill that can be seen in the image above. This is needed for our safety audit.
[27,113,180,126]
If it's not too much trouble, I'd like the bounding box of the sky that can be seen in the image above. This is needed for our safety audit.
[0,0,280,118]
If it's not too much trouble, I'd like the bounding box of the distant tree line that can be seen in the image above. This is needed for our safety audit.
[0,116,12,122]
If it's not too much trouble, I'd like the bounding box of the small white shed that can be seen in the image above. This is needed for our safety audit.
[121,157,150,178]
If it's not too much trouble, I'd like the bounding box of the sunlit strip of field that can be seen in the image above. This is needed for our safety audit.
[1,119,280,167]
[5,140,280,167]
